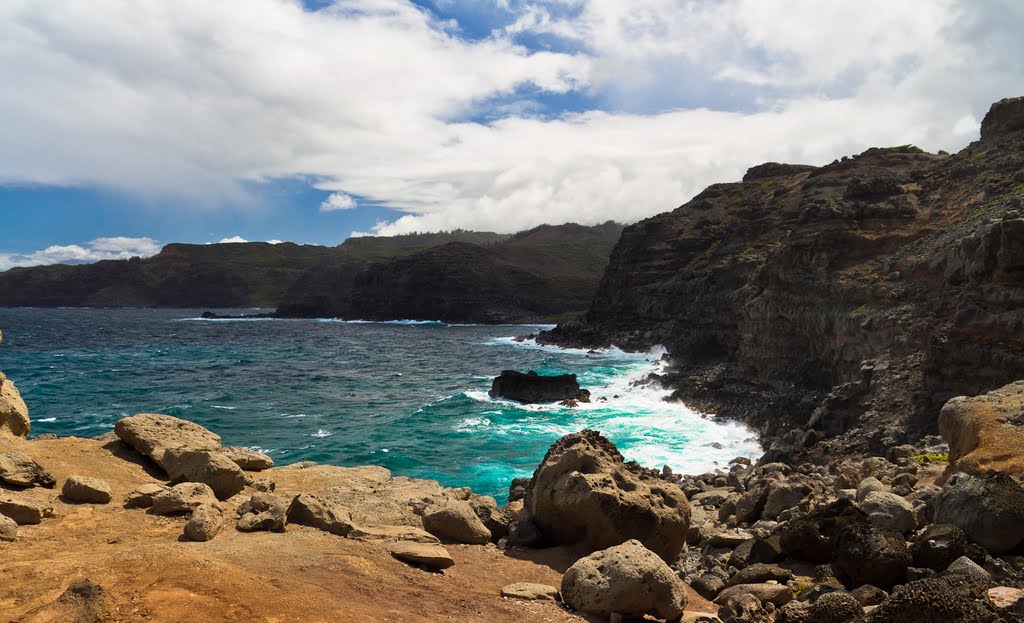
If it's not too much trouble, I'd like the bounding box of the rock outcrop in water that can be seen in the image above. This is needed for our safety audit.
[541,96,1024,459]
[0,328,30,439]
[488,370,591,404]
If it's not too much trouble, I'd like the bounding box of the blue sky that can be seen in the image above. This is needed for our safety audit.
[0,0,1021,268]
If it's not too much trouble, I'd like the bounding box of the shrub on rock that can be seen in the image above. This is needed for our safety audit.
[526,430,690,562]
[560,539,687,621]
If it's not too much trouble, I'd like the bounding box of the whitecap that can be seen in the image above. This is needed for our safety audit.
[37,417,57,423]
[310,429,333,438]
[211,405,237,410]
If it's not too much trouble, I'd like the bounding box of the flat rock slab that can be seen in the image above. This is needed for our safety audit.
[388,542,455,570]
[349,525,440,544]
[114,413,221,470]
[501,583,560,601]
[0,495,54,525]
[62,475,113,504]
[222,446,274,471]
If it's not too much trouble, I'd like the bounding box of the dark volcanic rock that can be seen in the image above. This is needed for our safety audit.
[863,574,998,622]
[489,370,590,404]
[831,522,911,590]
[780,499,866,563]
[539,96,1024,458]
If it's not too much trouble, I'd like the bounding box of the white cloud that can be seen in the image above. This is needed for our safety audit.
[320,192,357,211]
[0,237,161,271]
[217,236,249,244]
[267,239,284,245]
[0,0,1021,235]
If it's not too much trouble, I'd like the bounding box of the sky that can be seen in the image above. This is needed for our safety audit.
[1,0,1022,269]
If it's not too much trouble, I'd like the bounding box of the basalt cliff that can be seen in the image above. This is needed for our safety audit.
[541,96,1024,460]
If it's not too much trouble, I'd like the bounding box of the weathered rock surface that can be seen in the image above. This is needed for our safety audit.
[61,475,113,504]
[933,470,1024,554]
[526,430,691,561]
[0,373,30,439]
[910,524,968,571]
[714,583,794,609]
[863,574,998,622]
[124,483,169,508]
[162,447,248,500]
[939,379,1024,476]
[236,493,290,532]
[148,482,219,516]
[832,522,911,590]
[287,493,354,536]
[860,491,916,533]
[388,541,456,570]
[0,512,17,541]
[806,591,864,623]
[222,446,274,471]
[0,449,56,488]
[114,413,222,470]
[560,540,687,621]
[421,500,492,544]
[500,582,560,601]
[0,495,53,524]
[780,499,865,562]
[488,370,590,404]
[184,504,224,542]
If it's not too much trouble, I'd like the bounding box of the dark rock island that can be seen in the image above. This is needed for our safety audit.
[488,370,591,404]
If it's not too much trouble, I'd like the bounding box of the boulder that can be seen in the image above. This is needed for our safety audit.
[124,483,169,509]
[0,495,53,524]
[184,504,223,542]
[221,446,274,471]
[506,518,542,547]
[0,450,56,488]
[488,370,590,404]
[714,583,794,608]
[726,563,793,587]
[287,494,354,536]
[856,477,886,503]
[945,555,990,584]
[526,430,691,562]
[933,470,1024,554]
[850,585,888,606]
[988,586,1024,617]
[388,542,455,570]
[863,574,998,622]
[763,481,813,520]
[236,493,290,532]
[780,499,866,562]
[500,583,560,601]
[162,448,248,500]
[421,500,491,544]
[113,413,221,470]
[832,522,911,590]
[860,491,916,533]
[561,540,687,621]
[61,476,113,504]
[691,573,726,600]
[938,380,1024,476]
[348,525,440,544]
[806,592,864,623]
[148,482,219,516]
[0,512,17,541]
[911,524,968,571]
[747,535,785,565]
[718,592,776,623]
[0,373,30,439]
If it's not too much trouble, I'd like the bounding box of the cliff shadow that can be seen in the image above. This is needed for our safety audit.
[502,543,591,574]
[100,440,167,480]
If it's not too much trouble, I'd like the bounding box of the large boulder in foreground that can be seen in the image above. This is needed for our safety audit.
[525,430,690,562]
[934,470,1024,554]
[0,372,30,439]
[939,379,1024,476]
[561,540,686,621]
[114,413,221,471]
[489,370,590,404]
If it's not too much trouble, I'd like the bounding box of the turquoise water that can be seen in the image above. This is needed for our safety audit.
[0,308,760,501]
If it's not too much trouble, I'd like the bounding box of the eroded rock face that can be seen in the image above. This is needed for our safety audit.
[934,470,1024,554]
[0,369,30,439]
[184,504,224,542]
[525,430,690,561]
[114,413,222,471]
[488,370,590,404]
[939,380,1024,476]
[0,450,55,488]
[560,540,687,621]
[236,493,290,532]
[863,574,998,623]
[981,96,1024,142]
[287,494,354,536]
[0,495,53,525]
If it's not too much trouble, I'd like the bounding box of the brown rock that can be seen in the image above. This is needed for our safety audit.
[939,380,1024,477]
[348,525,440,544]
[0,495,53,524]
[124,483,169,508]
[0,450,56,488]
[184,504,223,542]
[236,493,290,532]
[421,500,491,544]
[714,583,794,608]
[388,541,455,570]
[500,582,559,601]
[561,539,687,621]
[0,373,30,439]
[222,446,274,471]
[287,493,354,536]
[148,482,219,516]
[113,413,221,470]
[0,512,17,541]
[61,475,113,504]
[162,448,248,500]
[526,430,691,562]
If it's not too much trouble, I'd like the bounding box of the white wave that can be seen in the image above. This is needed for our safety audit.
[37,417,57,422]
[211,405,237,410]
[453,416,491,432]
[178,317,285,322]
[311,429,333,438]
[318,318,445,326]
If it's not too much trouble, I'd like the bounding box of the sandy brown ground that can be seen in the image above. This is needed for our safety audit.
[0,436,715,623]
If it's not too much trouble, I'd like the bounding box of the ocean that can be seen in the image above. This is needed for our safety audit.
[0,308,760,502]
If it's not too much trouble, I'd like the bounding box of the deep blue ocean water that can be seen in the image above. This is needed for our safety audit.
[0,308,760,502]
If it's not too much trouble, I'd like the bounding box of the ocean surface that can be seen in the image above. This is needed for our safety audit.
[0,308,761,502]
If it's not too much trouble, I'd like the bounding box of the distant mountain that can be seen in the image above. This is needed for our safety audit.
[0,223,624,322]
[275,222,625,323]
